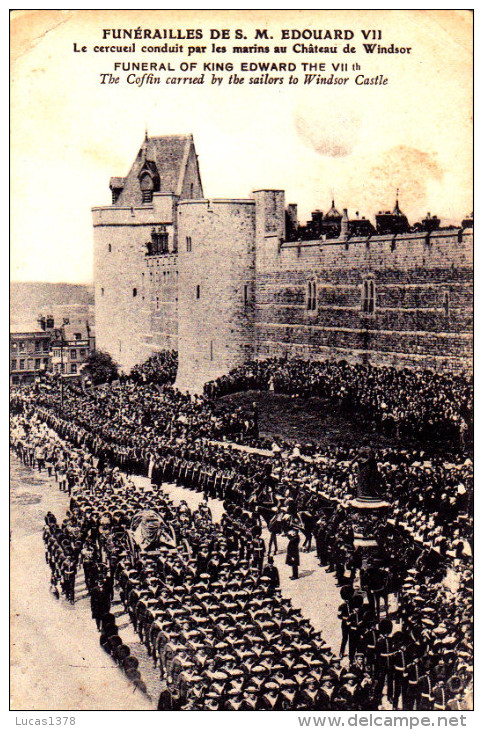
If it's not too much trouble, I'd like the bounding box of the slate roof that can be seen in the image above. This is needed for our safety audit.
[113,135,194,206]
[10,324,46,335]
[62,323,90,341]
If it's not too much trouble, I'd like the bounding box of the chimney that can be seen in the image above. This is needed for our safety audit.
[287,203,298,228]
[340,208,349,239]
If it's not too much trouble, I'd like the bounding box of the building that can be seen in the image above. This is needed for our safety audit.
[10,326,52,384]
[93,135,473,393]
[51,322,95,378]
[10,309,96,385]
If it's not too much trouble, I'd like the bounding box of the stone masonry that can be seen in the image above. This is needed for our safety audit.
[93,136,473,392]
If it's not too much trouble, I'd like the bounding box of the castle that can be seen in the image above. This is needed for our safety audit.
[93,135,473,393]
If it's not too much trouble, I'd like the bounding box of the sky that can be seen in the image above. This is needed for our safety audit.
[11,9,473,284]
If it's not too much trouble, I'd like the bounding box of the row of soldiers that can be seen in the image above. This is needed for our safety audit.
[337,588,471,711]
[12,400,473,710]
[43,512,78,603]
[63,470,381,711]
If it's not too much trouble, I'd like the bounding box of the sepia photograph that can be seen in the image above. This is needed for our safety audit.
[10,9,473,718]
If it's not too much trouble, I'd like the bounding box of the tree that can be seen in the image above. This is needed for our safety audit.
[84,349,119,385]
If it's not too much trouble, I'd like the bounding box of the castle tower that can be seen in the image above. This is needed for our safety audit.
[92,135,203,371]
[253,189,285,269]
[175,198,257,393]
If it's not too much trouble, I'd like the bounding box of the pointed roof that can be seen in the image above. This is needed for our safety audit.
[113,135,195,206]
[392,190,405,216]
[325,199,342,219]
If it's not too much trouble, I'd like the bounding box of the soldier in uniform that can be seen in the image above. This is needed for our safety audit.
[286,530,300,580]
[338,585,353,658]
[261,556,280,596]
[347,593,365,663]
[374,618,394,705]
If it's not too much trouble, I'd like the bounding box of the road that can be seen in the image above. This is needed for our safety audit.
[10,456,152,711]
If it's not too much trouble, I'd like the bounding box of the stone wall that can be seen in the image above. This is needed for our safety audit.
[93,146,472,385]
[144,253,179,354]
[254,228,473,373]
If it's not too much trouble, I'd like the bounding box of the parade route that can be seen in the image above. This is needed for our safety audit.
[136,476,344,655]
[11,454,345,710]
[10,456,152,711]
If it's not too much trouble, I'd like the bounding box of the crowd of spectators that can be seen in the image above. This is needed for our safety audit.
[205,359,472,447]
[130,351,178,386]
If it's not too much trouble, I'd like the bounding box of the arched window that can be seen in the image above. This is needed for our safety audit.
[140,172,154,203]
[307,280,317,311]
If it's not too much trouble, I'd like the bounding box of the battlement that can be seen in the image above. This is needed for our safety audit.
[271,228,473,276]
[92,193,178,227]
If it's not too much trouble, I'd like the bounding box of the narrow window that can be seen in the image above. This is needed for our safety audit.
[368,280,375,314]
[108,244,112,253]
[133,287,137,297]
[71,363,77,374]
[443,290,450,317]
[210,340,214,361]
[35,359,41,369]
[186,236,192,252]
[11,360,16,370]
[362,278,376,315]
[307,280,317,311]
[362,281,369,313]
[190,183,194,197]
[71,349,77,360]
[156,296,159,310]
[101,287,104,296]
[196,284,200,299]
[244,284,249,305]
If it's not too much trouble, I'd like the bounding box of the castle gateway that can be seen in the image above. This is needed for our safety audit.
[93,135,473,393]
